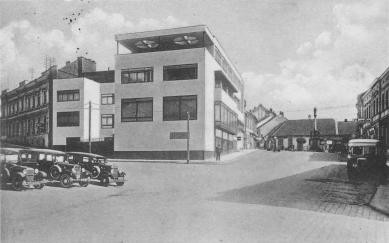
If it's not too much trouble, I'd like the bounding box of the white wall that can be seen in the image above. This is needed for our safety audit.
[114,48,208,152]
[52,78,101,146]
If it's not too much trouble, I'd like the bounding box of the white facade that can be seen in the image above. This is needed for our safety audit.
[114,26,244,160]
[52,78,114,147]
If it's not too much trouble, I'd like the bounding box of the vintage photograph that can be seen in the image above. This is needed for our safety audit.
[1,0,388,242]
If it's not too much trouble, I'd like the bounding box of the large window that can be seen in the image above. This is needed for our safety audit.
[214,101,237,133]
[163,64,197,81]
[121,98,153,122]
[57,112,80,127]
[121,67,153,83]
[57,90,80,102]
[163,95,197,121]
[101,114,114,128]
[102,94,114,105]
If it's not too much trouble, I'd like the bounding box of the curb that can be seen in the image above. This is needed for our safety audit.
[369,184,389,216]
[108,149,259,164]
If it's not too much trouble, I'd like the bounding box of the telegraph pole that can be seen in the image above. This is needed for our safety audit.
[89,101,92,153]
[187,111,190,164]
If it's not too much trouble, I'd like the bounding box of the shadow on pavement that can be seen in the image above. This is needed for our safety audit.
[212,164,388,221]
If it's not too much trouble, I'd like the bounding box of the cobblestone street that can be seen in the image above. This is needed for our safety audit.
[2,150,388,243]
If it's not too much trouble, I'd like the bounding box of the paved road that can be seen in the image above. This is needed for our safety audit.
[1,150,388,243]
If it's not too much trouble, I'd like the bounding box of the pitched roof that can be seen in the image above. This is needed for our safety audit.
[273,119,336,137]
[337,121,357,135]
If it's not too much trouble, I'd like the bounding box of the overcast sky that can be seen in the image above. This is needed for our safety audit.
[1,0,388,120]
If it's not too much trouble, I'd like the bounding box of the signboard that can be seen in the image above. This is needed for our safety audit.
[170,132,188,139]
[36,123,45,128]
[327,140,333,145]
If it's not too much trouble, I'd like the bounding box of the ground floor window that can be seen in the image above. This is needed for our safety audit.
[101,114,114,128]
[57,111,80,127]
[163,95,197,121]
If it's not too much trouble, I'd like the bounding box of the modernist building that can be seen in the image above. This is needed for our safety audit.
[0,57,97,148]
[356,67,389,147]
[113,26,245,160]
[51,75,115,153]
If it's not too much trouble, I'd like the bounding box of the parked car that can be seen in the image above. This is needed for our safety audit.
[347,139,387,170]
[0,148,47,191]
[17,149,91,188]
[67,152,126,187]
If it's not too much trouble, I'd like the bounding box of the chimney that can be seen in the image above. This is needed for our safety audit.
[308,115,311,119]
[19,80,26,87]
[344,119,348,122]
[66,61,70,65]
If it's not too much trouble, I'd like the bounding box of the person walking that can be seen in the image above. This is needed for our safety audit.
[215,144,221,161]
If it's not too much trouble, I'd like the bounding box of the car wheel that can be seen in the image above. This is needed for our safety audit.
[12,177,24,191]
[59,174,73,188]
[79,177,90,187]
[100,175,110,187]
[116,182,124,186]
[34,175,45,189]
[50,166,61,180]
[91,166,100,179]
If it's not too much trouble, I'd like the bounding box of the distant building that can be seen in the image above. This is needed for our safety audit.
[250,104,273,121]
[0,57,97,148]
[244,111,258,149]
[268,118,357,151]
[257,112,287,149]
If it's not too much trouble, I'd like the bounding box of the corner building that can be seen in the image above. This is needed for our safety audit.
[114,26,245,160]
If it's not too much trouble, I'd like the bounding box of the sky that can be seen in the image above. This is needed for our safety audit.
[1,0,388,120]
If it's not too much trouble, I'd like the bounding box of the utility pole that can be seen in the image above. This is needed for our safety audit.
[89,101,92,153]
[187,111,190,164]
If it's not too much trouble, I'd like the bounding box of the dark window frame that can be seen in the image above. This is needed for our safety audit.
[101,114,114,129]
[57,111,80,127]
[163,95,197,121]
[163,64,198,81]
[121,98,153,122]
[57,90,80,102]
[101,94,115,105]
[121,67,153,84]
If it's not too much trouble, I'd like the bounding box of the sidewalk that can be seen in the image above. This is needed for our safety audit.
[108,149,259,164]
[369,167,389,216]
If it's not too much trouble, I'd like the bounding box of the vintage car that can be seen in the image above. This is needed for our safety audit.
[17,148,91,188]
[67,152,126,187]
[347,139,387,170]
[0,148,47,191]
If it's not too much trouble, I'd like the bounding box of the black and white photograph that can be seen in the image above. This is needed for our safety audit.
[0,0,388,242]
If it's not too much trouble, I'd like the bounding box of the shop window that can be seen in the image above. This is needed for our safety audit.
[101,114,114,128]
[57,111,80,127]
[121,67,153,83]
[163,95,197,121]
[57,90,80,102]
[163,64,197,81]
[102,94,114,105]
[121,98,153,122]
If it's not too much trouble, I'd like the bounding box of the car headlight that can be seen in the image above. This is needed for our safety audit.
[34,169,39,174]
[81,168,85,173]
[23,169,27,175]
[347,154,352,159]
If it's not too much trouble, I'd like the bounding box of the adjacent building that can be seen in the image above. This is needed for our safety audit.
[0,57,97,148]
[113,25,245,160]
[356,67,389,147]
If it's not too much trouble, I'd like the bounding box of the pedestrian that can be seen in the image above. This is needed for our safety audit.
[216,144,221,161]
